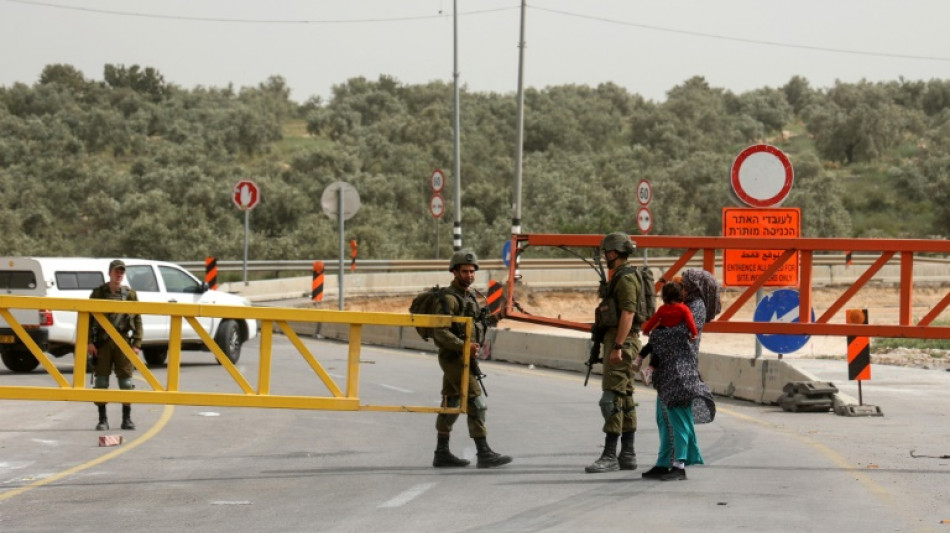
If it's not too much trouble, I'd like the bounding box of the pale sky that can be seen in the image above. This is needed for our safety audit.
[2,0,949,103]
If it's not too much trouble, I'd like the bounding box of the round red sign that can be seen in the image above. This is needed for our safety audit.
[731,145,794,208]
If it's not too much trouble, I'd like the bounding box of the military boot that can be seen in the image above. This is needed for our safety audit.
[618,431,637,470]
[585,433,620,473]
[95,404,108,431]
[121,404,135,430]
[474,437,512,468]
[433,435,470,467]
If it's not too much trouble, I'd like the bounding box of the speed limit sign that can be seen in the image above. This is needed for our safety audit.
[430,169,445,194]
[637,179,652,206]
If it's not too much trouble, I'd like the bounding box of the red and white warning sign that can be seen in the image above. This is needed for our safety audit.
[731,145,793,208]
[636,206,653,235]
[233,179,260,211]
[429,194,445,219]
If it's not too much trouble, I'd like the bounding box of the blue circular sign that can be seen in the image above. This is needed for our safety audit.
[502,240,512,268]
[753,289,814,354]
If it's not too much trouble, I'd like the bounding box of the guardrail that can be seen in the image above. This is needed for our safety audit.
[181,254,950,276]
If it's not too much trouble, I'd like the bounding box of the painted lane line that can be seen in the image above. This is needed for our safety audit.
[0,405,175,502]
[378,482,437,509]
[379,383,413,393]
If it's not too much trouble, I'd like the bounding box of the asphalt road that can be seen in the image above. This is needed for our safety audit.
[0,336,947,533]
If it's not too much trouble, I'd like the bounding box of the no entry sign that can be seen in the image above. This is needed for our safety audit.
[731,145,794,208]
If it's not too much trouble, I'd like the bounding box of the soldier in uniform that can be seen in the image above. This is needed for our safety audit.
[586,232,642,473]
[431,250,513,469]
[88,259,143,431]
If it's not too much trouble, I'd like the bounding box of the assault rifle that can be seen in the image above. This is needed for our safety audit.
[584,251,610,387]
[467,302,497,397]
[584,325,604,387]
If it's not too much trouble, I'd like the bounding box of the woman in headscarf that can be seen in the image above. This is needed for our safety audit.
[640,269,718,481]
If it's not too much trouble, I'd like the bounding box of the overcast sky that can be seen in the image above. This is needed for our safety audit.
[2,0,949,103]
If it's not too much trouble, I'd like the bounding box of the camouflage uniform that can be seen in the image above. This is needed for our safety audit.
[430,249,511,469]
[88,263,143,431]
[599,261,642,435]
[89,283,143,382]
[432,282,487,438]
[587,232,643,474]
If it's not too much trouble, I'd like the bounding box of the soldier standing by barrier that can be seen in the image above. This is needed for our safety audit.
[431,250,512,469]
[88,259,143,431]
[586,233,642,473]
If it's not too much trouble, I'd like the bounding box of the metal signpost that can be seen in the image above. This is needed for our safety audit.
[232,179,260,285]
[430,169,445,258]
[321,181,360,310]
[726,144,796,358]
[636,179,653,264]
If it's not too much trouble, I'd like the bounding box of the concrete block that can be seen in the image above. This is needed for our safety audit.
[490,329,588,373]
[782,381,839,396]
[835,404,884,417]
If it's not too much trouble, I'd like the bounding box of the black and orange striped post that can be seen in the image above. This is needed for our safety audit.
[205,256,218,290]
[486,280,503,316]
[312,261,325,302]
[847,308,870,404]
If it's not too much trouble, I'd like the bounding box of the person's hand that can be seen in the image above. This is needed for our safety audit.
[469,342,480,359]
[87,343,97,356]
[689,335,697,342]
[609,347,622,364]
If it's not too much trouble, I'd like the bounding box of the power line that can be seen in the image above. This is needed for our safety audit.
[534,5,950,62]
[3,0,515,24]
[6,0,949,62]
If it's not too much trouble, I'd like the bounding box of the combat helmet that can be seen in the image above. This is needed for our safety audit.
[449,249,480,271]
[600,232,636,255]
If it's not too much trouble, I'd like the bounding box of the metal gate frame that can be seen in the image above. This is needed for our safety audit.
[503,234,950,340]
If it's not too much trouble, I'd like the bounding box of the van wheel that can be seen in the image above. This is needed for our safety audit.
[143,347,168,366]
[214,320,242,364]
[1,347,40,373]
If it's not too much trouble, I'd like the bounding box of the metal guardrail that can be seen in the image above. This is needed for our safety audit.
[180,255,950,276]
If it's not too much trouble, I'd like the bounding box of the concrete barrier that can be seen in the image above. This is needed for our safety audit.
[280,319,854,406]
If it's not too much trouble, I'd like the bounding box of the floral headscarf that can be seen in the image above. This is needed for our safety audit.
[680,269,721,320]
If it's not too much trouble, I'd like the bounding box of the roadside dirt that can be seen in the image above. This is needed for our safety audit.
[336,285,950,370]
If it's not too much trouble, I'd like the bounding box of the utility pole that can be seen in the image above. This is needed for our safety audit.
[452,0,463,251]
[511,0,527,237]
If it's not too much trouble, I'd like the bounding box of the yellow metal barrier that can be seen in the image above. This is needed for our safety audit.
[0,296,474,415]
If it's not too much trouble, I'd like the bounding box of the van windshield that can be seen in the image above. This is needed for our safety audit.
[56,271,105,290]
[0,271,38,290]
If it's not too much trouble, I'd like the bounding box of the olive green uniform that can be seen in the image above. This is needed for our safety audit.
[432,281,488,438]
[599,261,642,435]
[88,283,143,389]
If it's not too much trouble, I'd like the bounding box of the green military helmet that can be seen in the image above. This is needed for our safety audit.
[600,232,636,255]
[449,249,480,271]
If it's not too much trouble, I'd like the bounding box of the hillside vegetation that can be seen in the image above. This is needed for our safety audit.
[2,64,950,262]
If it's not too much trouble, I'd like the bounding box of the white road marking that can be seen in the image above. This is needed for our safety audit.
[379,482,437,508]
[379,383,413,393]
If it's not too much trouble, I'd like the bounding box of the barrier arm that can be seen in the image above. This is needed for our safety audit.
[502,234,950,340]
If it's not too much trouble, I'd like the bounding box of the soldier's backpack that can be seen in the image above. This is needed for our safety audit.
[594,265,656,330]
[408,286,462,341]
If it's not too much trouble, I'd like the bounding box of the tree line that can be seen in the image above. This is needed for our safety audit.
[1,64,948,263]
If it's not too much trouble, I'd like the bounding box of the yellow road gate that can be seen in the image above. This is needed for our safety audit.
[0,296,475,414]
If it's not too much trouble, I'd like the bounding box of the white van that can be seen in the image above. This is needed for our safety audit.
[0,257,258,373]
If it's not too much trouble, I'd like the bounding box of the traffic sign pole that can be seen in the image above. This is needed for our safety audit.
[232,180,260,285]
